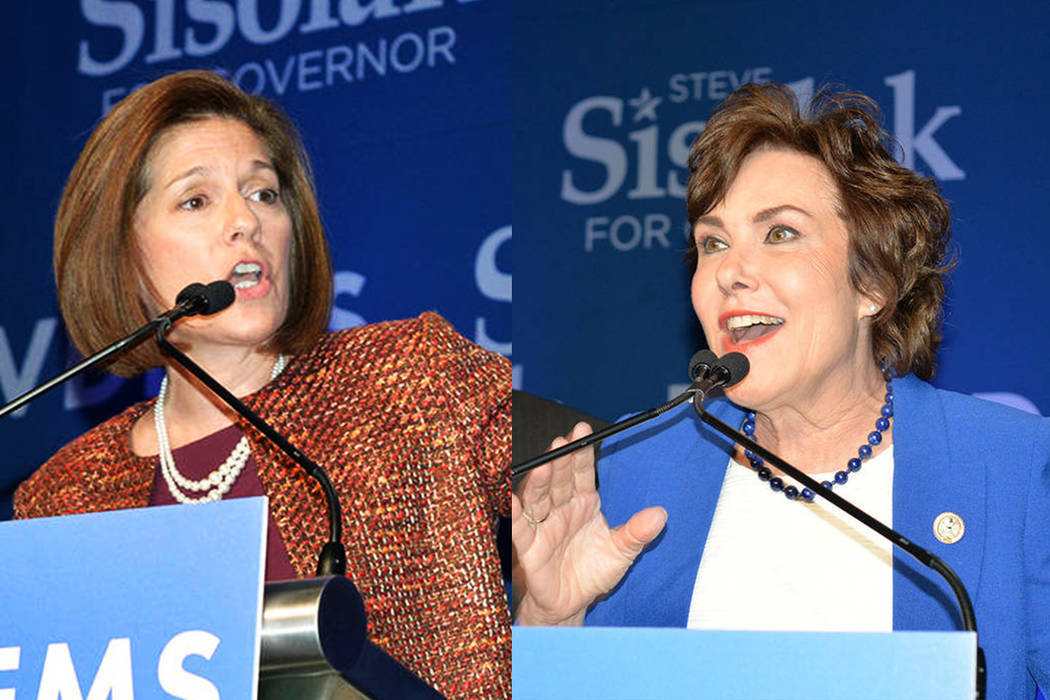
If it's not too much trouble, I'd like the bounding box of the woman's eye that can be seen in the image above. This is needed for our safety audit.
[178,196,207,211]
[766,225,800,243]
[250,188,280,204]
[699,236,728,254]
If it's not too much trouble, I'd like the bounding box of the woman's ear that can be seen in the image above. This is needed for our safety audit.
[857,285,889,320]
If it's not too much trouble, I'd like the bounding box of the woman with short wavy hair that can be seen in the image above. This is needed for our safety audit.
[686,83,952,379]
[513,82,1050,699]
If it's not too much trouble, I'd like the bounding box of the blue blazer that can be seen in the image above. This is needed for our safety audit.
[585,374,1050,699]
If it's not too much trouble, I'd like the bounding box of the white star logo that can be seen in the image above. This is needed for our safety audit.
[628,86,662,123]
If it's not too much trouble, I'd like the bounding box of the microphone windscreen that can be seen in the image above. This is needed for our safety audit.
[175,282,207,305]
[201,280,236,315]
[718,352,750,388]
[688,349,719,381]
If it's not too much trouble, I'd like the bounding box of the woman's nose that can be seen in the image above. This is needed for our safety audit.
[223,194,261,244]
[714,247,758,296]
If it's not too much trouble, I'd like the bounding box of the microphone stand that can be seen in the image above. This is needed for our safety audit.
[512,351,730,479]
[692,397,986,700]
[155,324,347,577]
[0,294,214,421]
[511,386,699,478]
[0,324,153,420]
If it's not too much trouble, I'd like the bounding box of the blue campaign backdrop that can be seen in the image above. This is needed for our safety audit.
[513,0,1050,425]
[0,1,510,519]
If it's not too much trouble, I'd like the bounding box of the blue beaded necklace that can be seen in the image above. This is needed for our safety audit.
[739,367,894,502]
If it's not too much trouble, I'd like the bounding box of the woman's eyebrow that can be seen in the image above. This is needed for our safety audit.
[164,165,209,189]
[695,214,724,230]
[753,204,812,223]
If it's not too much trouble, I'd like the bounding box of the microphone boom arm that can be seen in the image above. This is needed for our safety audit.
[511,386,701,478]
[0,298,208,421]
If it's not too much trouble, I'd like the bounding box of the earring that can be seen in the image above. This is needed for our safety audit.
[869,304,878,314]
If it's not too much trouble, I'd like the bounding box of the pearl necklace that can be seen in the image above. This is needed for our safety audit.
[155,354,287,504]
[740,369,894,503]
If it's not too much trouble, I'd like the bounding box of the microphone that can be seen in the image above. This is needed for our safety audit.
[175,282,207,305]
[179,279,235,312]
[688,349,718,382]
[152,287,348,577]
[162,280,236,327]
[692,351,749,400]
[0,281,234,421]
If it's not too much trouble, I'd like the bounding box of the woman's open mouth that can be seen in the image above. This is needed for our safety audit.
[229,262,263,290]
[724,313,785,347]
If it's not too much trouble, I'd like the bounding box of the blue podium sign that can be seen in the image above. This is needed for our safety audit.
[513,626,977,700]
[0,498,267,699]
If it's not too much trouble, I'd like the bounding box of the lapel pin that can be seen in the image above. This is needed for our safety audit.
[933,511,965,544]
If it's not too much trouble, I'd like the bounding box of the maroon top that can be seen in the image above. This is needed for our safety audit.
[148,423,297,581]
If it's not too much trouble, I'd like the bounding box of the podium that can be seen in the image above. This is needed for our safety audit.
[512,626,977,699]
[0,498,442,699]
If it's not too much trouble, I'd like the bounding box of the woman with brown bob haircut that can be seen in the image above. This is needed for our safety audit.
[16,70,511,700]
[513,83,1050,699]
[53,69,333,378]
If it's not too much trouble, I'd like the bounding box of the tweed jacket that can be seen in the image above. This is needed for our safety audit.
[15,312,511,700]
[585,375,1050,700]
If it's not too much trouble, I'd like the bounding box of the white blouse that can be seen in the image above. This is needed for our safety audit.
[687,447,894,632]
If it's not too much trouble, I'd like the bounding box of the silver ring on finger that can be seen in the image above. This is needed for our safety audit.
[523,510,550,527]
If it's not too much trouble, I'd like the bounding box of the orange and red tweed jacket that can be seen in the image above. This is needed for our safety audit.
[15,312,511,699]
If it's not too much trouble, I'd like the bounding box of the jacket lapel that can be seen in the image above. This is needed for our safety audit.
[622,398,742,627]
[892,375,987,630]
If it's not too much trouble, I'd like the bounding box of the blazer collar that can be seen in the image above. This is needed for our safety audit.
[622,397,743,627]
[891,374,986,630]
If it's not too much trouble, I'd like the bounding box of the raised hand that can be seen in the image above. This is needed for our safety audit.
[512,422,667,625]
